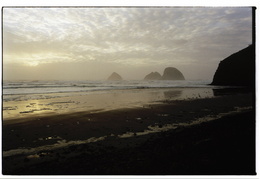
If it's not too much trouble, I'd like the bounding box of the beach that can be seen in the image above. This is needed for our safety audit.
[2,6,256,176]
[2,86,255,175]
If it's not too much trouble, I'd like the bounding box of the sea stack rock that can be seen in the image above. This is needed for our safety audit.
[144,72,162,80]
[211,45,255,87]
[161,67,185,80]
[107,72,123,81]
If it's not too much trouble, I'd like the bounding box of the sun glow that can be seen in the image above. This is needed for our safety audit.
[27,61,39,67]
[3,8,253,80]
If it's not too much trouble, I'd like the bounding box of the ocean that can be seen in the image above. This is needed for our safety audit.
[3,80,212,102]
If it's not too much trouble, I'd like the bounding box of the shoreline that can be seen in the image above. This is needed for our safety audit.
[2,89,255,175]
[3,87,218,121]
[3,86,251,122]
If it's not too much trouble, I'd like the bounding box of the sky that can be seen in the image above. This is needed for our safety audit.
[3,7,253,81]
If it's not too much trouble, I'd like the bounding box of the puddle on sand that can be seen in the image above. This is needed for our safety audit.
[20,108,52,114]
[3,100,77,120]
[3,106,18,110]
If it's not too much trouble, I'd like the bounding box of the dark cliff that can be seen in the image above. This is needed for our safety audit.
[211,45,255,87]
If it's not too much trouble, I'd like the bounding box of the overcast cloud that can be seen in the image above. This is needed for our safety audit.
[3,7,253,80]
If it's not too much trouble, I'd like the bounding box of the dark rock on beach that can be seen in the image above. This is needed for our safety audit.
[144,72,162,80]
[211,44,255,87]
[107,72,123,81]
[161,67,185,80]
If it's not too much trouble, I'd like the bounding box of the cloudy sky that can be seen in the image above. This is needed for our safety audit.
[3,7,253,80]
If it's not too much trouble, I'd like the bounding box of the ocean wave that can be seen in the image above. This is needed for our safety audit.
[3,80,213,101]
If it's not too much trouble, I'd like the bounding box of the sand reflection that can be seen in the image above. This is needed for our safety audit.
[3,88,215,120]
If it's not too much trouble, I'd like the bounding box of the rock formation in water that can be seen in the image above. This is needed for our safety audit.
[211,44,255,87]
[161,67,185,80]
[144,72,162,80]
[107,72,123,81]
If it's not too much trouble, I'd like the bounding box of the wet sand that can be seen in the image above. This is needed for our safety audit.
[3,87,214,120]
[2,88,255,175]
